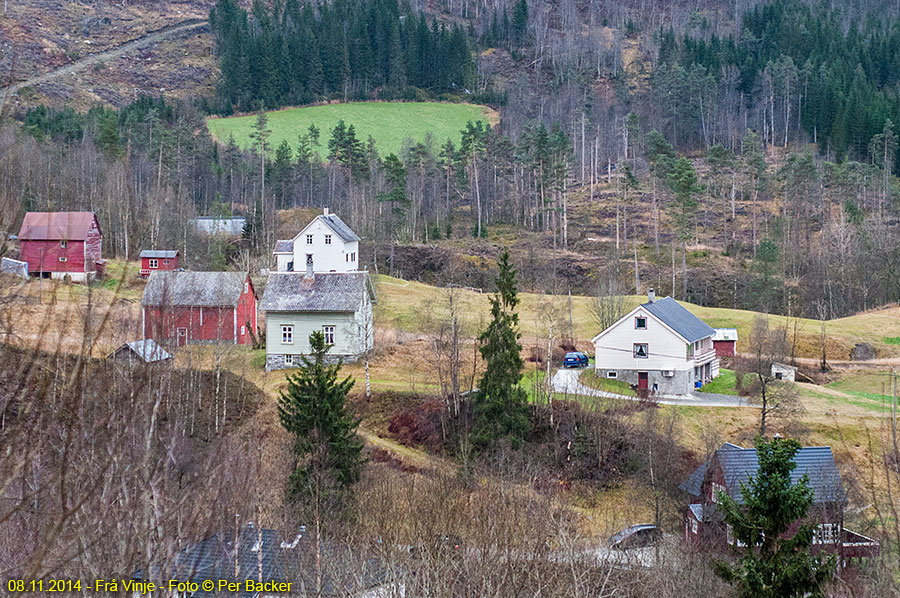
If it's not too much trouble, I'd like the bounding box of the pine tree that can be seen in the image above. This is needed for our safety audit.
[473,251,530,448]
[277,331,364,499]
[668,155,700,298]
[511,0,528,48]
[713,436,835,598]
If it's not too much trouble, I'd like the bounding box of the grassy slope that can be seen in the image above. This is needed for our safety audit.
[207,102,499,157]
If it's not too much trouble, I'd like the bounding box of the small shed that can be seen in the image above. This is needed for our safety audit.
[771,362,796,382]
[712,328,738,357]
[108,339,172,363]
[140,250,179,277]
[1,257,28,280]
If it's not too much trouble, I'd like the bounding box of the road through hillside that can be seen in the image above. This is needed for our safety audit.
[0,19,209,100]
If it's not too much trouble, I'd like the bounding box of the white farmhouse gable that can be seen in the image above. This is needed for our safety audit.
[591,293,719,395]
[273,208,360,273]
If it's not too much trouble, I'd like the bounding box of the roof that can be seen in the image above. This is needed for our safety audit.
[641,297,715,343]
[1,257,28,279]
[141,271,249,307]
[713,328,738,342]
[679,443,846,505]
[260,272,375,312]
[319,213,360,242]
[273,239,293,254]
[110,339,171,362]
[772,362,797,371]
[18,212,98,241]
[140,250,178,259]
[133,525,385,597]
[193,217,246,235]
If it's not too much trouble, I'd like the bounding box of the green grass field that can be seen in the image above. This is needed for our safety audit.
[206,102,499,157]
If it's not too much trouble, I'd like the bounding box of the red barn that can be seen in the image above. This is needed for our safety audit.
[141,271,257,346]
[18,212,103,282]
[712,328,738,357]
[140,250,180,277]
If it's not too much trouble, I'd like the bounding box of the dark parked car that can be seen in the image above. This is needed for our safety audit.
[564,351,589,368]
[608,524,661,551]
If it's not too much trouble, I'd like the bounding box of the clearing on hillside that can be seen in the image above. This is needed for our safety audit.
[206,102,499,157]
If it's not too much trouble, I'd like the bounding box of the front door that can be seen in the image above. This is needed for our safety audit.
[177,327,188,347]
[638,372,649,390]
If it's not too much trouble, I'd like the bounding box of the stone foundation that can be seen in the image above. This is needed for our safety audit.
[266,352,361,371]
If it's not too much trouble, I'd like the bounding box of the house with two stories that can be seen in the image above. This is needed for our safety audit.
[591,290,719,396]
[17,211,103,282]
[272,208,360,273]
[679,442,879,565]
[141,271,257,346]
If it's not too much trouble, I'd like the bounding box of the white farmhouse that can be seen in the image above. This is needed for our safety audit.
[273,208,360,273]
[591,290,720,396]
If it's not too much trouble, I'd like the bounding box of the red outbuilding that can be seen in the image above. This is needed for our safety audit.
[18,212,103,282]
[141,271,257,346]
[712,328,738,357]
[140,250,180,277]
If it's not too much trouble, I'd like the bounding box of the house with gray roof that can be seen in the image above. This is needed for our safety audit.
[260,271,375,370]
[590,290,719,396]
[679,442,879,563]
[273,208,361,274]
[108,339,172,363]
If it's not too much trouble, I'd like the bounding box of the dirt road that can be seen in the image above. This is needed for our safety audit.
[0,19,209,99]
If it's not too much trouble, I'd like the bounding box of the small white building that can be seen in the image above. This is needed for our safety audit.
[273,208,360,273]
[591,291,720,396]
[771,362,797,381]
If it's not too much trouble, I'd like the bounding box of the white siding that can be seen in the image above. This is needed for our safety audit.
[593,307,691,372]
[275,253,293,271]
[289,219,359,273]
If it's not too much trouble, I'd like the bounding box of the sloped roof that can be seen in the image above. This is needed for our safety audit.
[713,328,738,342]
[193,217,246,235]
[18,212,98,241]
[133,525,385,597]
[110,339,171,362]
[642,297,715,343]
[260,272,375,312]
[679,443,846,505]
[140,250,178,259]
[141,271,248,307]
[319,213,360,242]
[273,239,293,254]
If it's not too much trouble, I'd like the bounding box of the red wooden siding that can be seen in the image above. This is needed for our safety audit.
[141,255,180,276]
[713,340,736,357]
[21,239,87,274]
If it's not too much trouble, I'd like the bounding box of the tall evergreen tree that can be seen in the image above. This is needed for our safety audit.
[473,251,530,448]
[668,155,700,298]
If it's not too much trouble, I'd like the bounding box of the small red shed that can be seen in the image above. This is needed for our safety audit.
[140,250,180,277]
[712,328,738,357]
[140,271,257,346]
[18,212,102,282]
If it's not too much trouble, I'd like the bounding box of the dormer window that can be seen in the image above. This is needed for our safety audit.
[325,234,332,245]
[306,234,313,244]
[635,316,647,330]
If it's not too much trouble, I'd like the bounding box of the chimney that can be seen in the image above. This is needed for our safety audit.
[323,206,329,216]
[306,259,314,278]
[648,288,655,303]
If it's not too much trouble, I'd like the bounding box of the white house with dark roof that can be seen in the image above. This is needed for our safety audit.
[591,290,719,395]
[273,208,360,273]
[260,271,375,370]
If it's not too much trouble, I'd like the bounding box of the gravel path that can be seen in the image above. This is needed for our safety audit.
[550,368,753,408]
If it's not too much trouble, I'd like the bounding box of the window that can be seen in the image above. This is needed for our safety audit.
[282,326,293,344]
[148,259,158,269]
[635,316,647,329]
[325,234,332,245]
[244,281,249,294]
[351,252,356,261]
[633,343,648,359]
[710,482,726,503]
[323,325,335,345]
[346,254,349,262]
[306,234,313,244]
[58,257,67,262]
[606,371,617,379]
[284,354,293,366]
[163,259,170,265]
[691,519,698,534]
[241,325,246,335]
[287,261,294,272]
[60,241,67,249]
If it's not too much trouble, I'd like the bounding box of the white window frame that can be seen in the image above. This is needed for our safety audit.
[635,316,647,330]
[606,370,617,379]
[282,325,293,344]
[58,257,67,262]
[241,325,246,335]
[691,519,698,534]
[60,240,67,249]
[323,325,335,345]
[148,258,159,269]
[284,354,293,366]
[244,281,249,294]
[325,234,332,245]
[306,234,313,244]
[633,343,648,359]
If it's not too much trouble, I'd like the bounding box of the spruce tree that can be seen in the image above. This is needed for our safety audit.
[714,437,835,598]
[277,331,364,499]
[472,251,530,448]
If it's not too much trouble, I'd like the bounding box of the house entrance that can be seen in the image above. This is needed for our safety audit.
[638,371,649,390]
[176,327,188,347]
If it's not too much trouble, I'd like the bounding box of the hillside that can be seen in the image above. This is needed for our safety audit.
[207,102,499,156]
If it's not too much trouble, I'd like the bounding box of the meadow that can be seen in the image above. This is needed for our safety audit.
[206,101,499,157]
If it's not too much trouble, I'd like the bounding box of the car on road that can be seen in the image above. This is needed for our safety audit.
[608,524,661,551]
[563,351,589,368]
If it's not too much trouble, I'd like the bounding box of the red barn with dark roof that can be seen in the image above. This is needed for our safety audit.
[18,212,102,282]
[140,271,257,346]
